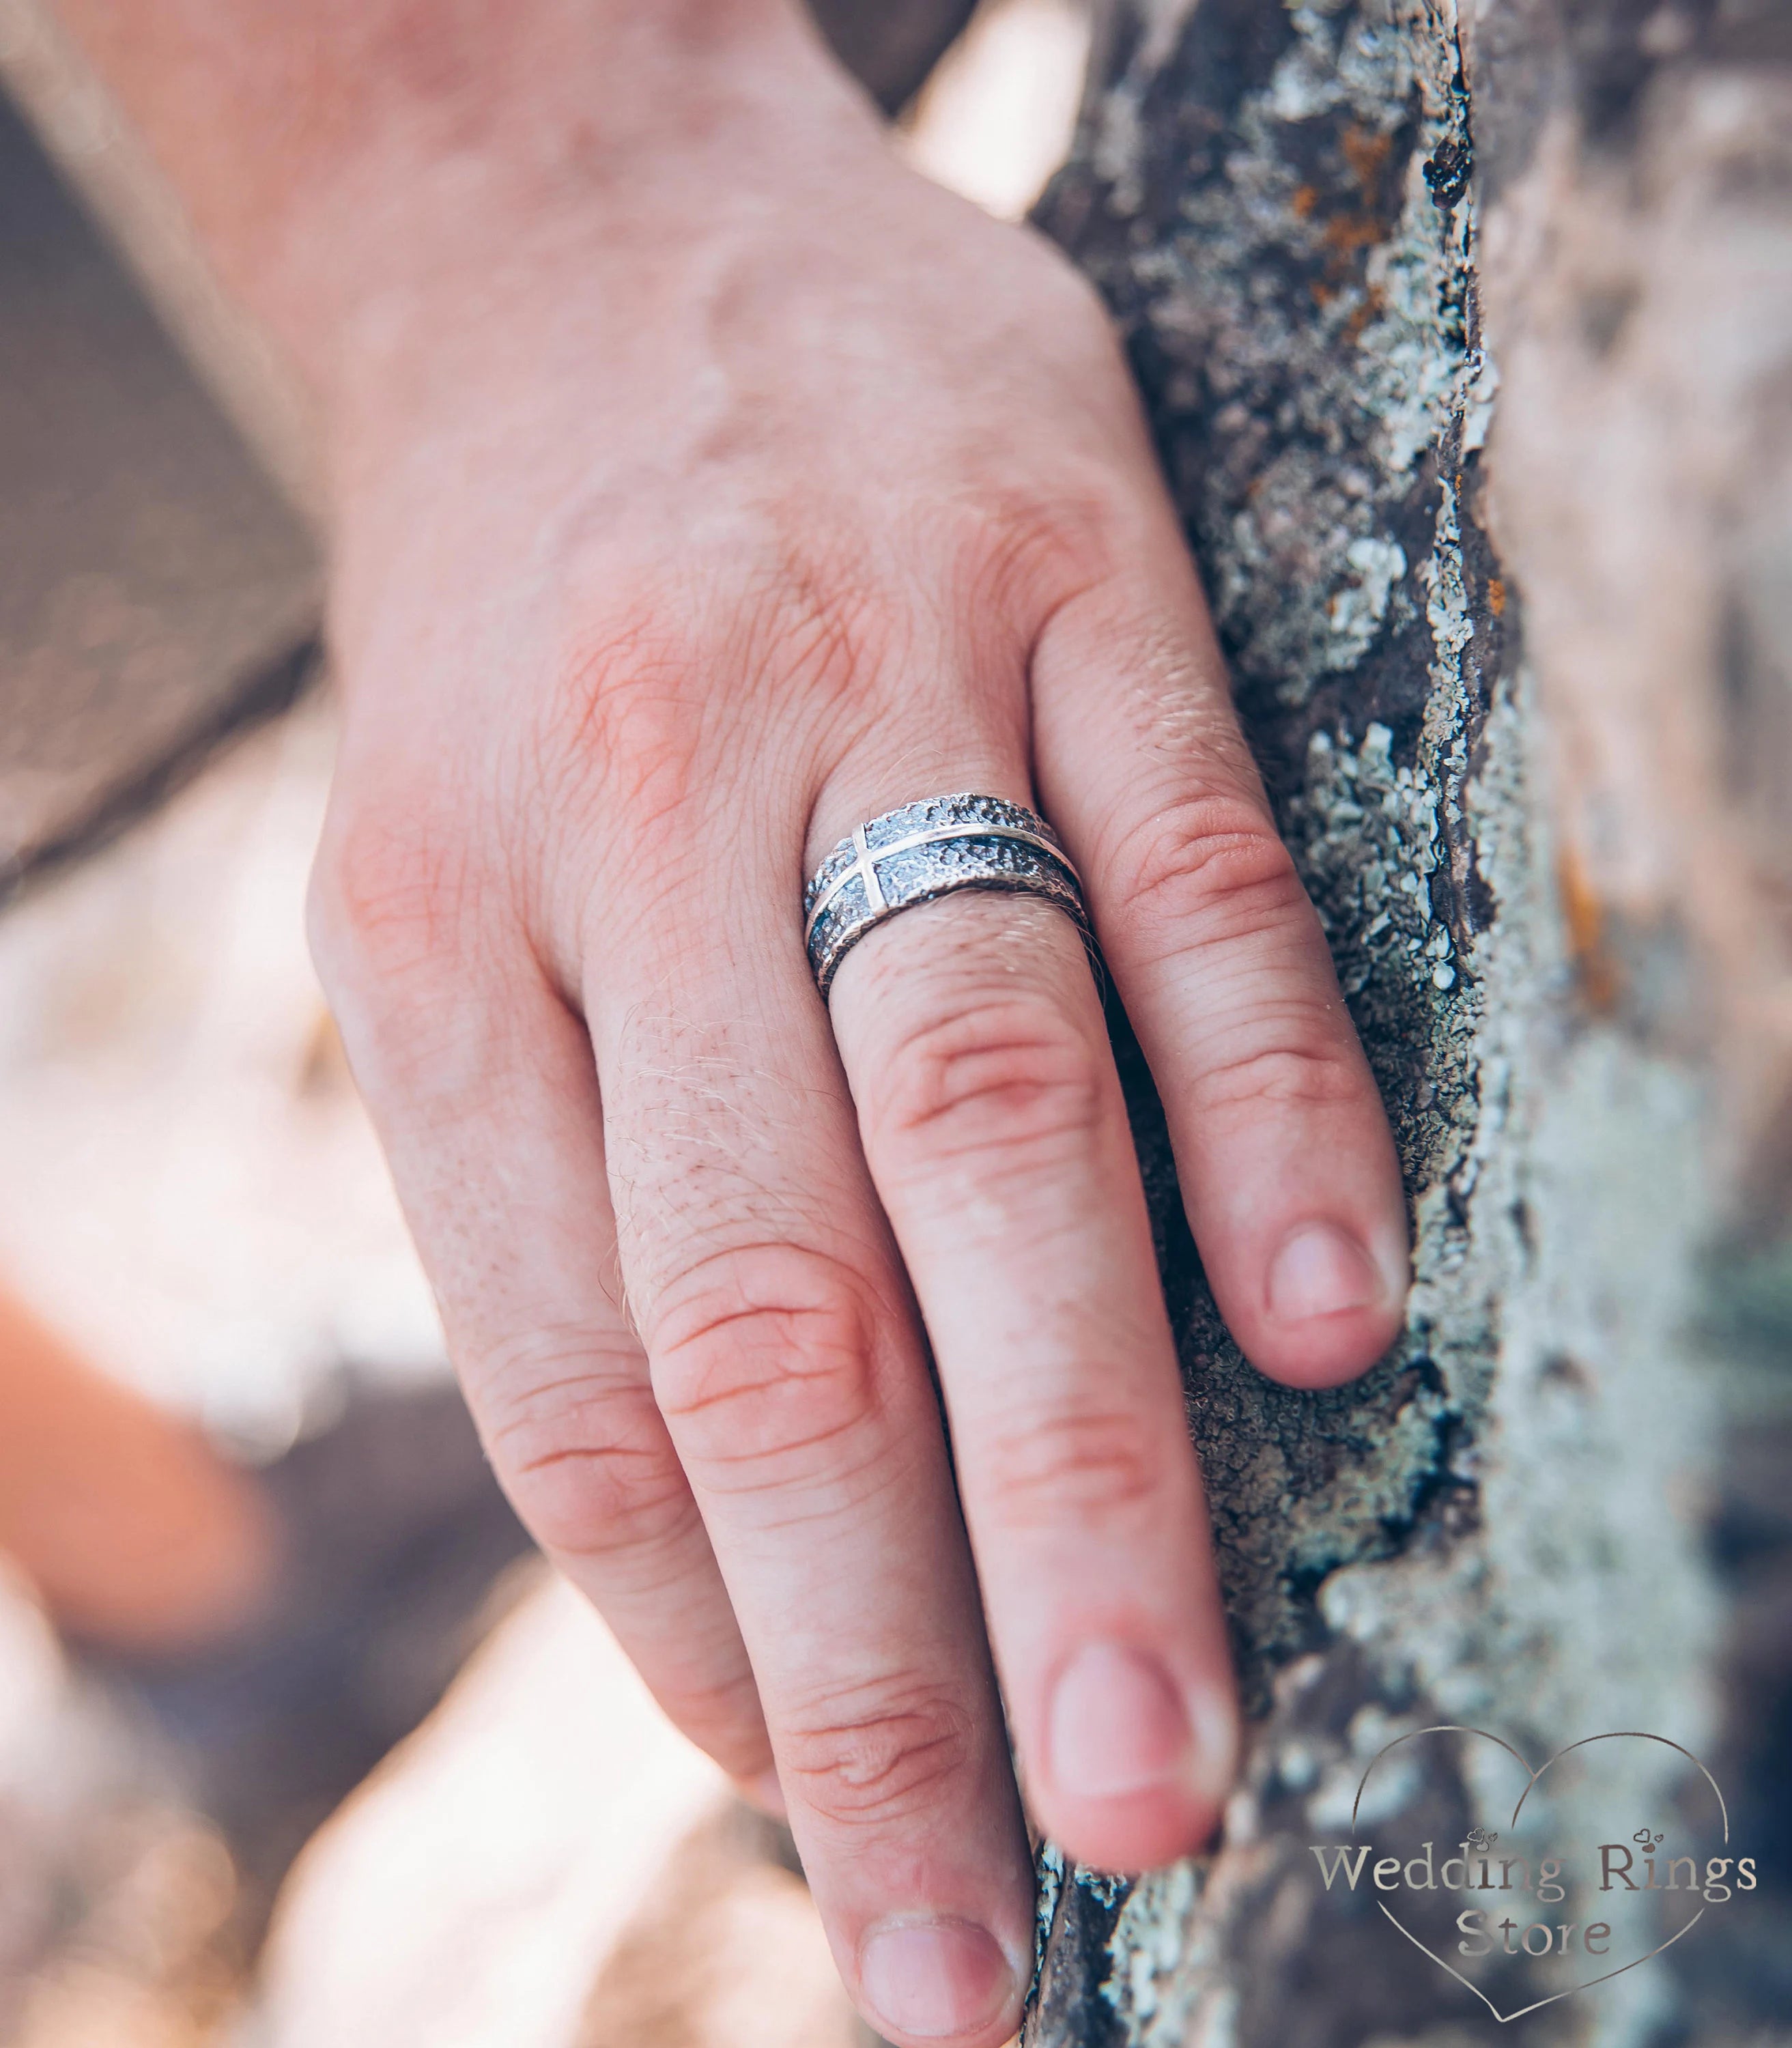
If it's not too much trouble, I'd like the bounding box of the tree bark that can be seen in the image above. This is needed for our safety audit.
[1027,2,1792,2041]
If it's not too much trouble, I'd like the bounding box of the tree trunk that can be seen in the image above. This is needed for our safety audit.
[1026,3,1792,2041]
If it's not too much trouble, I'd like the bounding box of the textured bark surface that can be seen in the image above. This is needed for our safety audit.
[1029,3,1792,2041]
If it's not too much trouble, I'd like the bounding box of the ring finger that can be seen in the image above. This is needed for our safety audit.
[582,784,1035,2048]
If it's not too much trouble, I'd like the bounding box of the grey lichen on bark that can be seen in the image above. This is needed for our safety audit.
[1028,1,1792,2042]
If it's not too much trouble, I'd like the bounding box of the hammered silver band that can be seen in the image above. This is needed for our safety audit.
[803,793,1095,1000]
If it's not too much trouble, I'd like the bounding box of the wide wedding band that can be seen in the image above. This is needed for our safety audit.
[803,793,1096,1000]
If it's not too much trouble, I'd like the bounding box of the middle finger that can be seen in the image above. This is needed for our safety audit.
[816,795,1240,1875]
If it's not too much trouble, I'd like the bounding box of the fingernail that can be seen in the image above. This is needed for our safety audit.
[857,1917,1014,2040]
[1267,1221,1383,1322]
[1047,1642,1192,1800]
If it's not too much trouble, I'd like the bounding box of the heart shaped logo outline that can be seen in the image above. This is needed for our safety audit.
[1349,1726,1729,2025]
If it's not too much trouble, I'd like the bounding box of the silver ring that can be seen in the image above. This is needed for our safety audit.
[803,793,1096,1000]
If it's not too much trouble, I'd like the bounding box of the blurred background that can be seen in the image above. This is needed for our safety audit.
[0,4,1089,2043]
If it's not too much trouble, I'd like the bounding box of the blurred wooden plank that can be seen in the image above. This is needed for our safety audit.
[0,87,321,903]
[810,0,982,113]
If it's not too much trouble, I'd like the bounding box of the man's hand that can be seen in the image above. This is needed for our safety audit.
[55,3,1409,2040]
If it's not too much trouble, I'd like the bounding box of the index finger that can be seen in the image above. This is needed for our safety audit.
[1035,542,1410,1387]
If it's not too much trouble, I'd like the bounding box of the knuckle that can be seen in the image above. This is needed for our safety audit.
[475,1330,696,1563]
[1107,795,1308,955]
[647,1246,887,1491]
[1103,797,1371,1118]
[742,554,901,712]
[546,573,898,881]
[505,1438,699,1565]
[939,474,1128,624]
[866,994,1108,1174]
[307,798,472,1001]
[778,1677,978,1827]
[550,607,703,834]
[977,1399,1173,1528]
[1185,1034,1368,1118]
